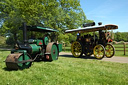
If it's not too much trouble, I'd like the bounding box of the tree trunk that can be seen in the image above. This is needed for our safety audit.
[13,33,17,45]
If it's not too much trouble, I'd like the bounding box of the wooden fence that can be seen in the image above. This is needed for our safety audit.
[113,43,128,55]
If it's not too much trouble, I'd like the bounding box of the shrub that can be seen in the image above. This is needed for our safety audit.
[112,41,117,44]
[6,36,15,45]
[120,41,124,44]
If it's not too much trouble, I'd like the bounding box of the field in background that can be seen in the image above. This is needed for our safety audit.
[0,50,128,85]
[62,44,128,57]
[0,36,7,47]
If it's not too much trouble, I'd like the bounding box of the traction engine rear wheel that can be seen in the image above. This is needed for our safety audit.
[105,44,115,58]
[71,41,83,58]
[93,44,105,59]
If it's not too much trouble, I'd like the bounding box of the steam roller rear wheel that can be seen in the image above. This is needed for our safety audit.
[46,42,59,61]
[5,53,32,70]
[105,44,115,58]
[93,44,105,59]
[71,41,83,58]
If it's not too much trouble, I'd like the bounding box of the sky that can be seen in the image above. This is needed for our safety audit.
[80,0,128,32]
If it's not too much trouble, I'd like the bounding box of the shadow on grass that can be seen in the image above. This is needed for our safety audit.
[2,67,18,71]
[2,59,54,71]
[60,54,98,60]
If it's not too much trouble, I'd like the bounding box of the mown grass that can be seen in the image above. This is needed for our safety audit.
[63,44,128,57]
[0,50,128,85]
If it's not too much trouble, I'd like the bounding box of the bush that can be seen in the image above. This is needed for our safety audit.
[0,36,6,45]
[0,36,8,47]
[112,41,117,44]
[6,36,15,45]
[120,41,124,44]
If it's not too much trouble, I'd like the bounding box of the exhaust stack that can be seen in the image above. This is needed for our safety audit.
[23,23,27,45]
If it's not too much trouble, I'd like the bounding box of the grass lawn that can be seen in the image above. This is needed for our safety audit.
[0,50,128,85]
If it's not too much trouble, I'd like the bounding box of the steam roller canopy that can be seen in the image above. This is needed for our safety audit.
[46,42,59,61]
[5,53,32,70]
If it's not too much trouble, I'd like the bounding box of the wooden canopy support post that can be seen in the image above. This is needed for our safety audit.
[111,30,114,40]
[93,32,95,43]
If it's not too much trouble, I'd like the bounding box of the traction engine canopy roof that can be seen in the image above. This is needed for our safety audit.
[65,24,118,33]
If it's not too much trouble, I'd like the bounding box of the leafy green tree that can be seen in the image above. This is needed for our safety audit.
[0,0,89,45]
[114,32,128,42]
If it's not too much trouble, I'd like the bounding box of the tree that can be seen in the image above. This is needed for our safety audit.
[114,32,128,42]
[0,0,89,45]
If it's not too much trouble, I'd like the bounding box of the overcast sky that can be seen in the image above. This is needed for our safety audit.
[80,0,128,32]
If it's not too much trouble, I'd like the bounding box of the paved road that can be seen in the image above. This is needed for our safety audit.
[59,52,128,63]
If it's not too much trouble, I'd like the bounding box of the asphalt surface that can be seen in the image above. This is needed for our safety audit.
[59,52,128,63]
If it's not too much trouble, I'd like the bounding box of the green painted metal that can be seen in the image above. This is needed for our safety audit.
[58,44,62,52]
[30,44,41,54]
[37,40,43,45]
[11,50,27,53]
[17,54,31,69]
[51,44,58,60]
[44,36,49,45]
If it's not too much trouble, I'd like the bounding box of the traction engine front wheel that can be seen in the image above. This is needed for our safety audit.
[71,41,83,58]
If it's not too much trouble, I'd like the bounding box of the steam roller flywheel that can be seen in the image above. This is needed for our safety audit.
[46,42,59,61]
[5,53,32,70]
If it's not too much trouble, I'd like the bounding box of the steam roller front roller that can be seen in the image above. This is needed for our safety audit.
[71,41,83,58]
[45,42,59,61]
[5,53,32,70]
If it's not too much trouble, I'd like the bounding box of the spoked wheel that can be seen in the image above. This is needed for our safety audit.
[105,44,115,58]
[71,41,83,58]
[93,44,105,59]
